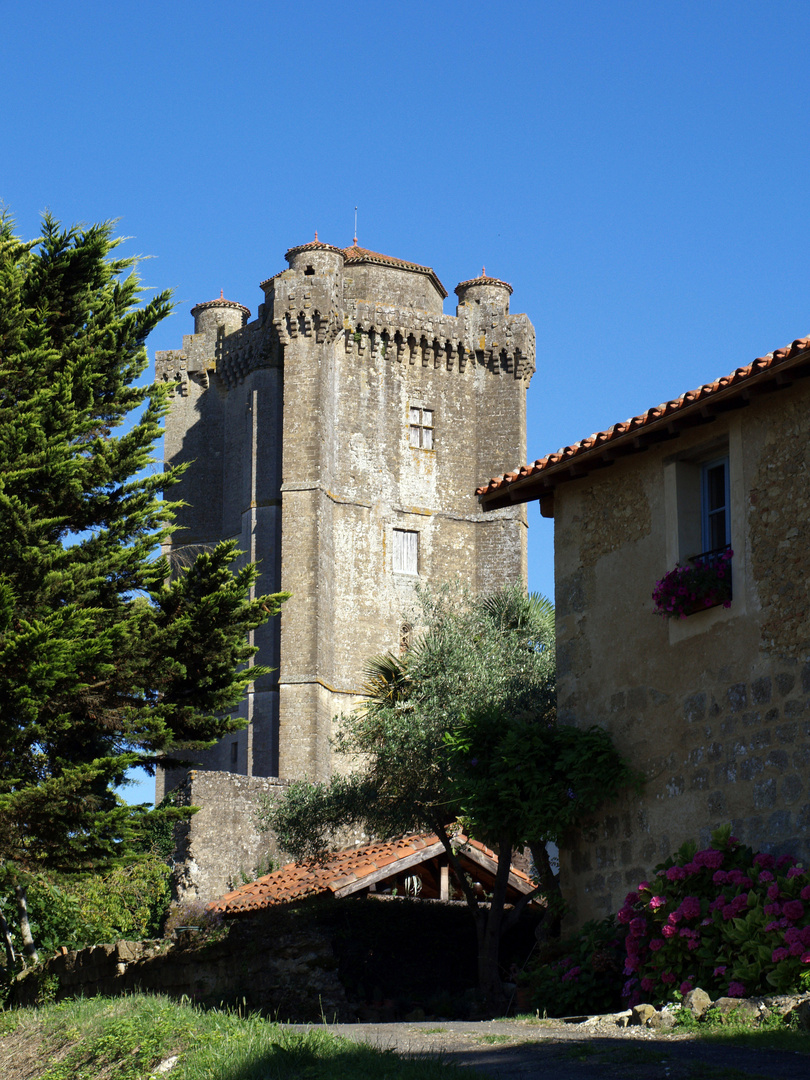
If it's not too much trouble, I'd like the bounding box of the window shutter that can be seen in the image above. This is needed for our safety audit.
[393,529,418,574]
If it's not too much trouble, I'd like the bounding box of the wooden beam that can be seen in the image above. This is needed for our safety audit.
[331,842,445,898]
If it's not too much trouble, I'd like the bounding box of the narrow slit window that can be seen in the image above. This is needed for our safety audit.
[701,457,730,552]
[393,529,418,575]
[409,407,434,449]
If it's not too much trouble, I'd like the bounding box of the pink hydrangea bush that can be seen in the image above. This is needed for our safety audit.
[619,825,810,1007]
[522,917,626,1017]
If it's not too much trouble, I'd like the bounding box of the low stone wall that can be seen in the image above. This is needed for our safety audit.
[12,917,350,1021]
[11,898,543,1022]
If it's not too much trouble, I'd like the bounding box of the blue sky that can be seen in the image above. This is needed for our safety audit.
[5,1,809,804]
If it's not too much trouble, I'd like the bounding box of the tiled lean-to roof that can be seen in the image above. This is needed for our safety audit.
[208,833,538,916]
[477,334,810,512]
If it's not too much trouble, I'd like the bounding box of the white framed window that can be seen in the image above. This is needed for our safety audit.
[409,406,434,449]
[393,529,418,575]
[701,456,730,553]
[663,427,744,642]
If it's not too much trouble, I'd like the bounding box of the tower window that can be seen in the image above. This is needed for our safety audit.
[409,407,434,449]
[393,529,418,575]
[230,741,238,766]
[304,265,315,275]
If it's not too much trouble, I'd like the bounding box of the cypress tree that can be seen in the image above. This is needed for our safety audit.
[0,213,285,892]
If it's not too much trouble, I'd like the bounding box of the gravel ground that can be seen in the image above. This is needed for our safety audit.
[289,1015,809,1079]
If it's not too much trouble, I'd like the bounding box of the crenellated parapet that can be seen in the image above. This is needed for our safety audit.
[340,298,535,382]
[157,240,535,394]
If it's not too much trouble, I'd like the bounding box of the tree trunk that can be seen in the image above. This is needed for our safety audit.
[0,906,16,969]
[529,843,563,912]
[14,886,38,966]
[476,835,514,1014]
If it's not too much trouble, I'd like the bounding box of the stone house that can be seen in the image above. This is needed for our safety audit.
[478,334,810,926]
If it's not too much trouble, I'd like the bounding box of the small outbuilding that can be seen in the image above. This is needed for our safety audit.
[209,833,539,915]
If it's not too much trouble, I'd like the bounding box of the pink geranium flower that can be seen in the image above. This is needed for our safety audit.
[728,981,746,997]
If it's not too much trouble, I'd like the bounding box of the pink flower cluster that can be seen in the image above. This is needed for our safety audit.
[652,548,733,619]
[618,830,810,1007]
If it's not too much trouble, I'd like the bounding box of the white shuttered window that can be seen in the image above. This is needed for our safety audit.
[409,407,434,449]
[393,529,418,575]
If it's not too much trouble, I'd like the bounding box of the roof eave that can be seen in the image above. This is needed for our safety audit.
[480,345,810,511]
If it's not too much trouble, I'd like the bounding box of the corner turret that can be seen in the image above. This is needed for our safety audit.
[455,269,512,316]
[284,235,346,277]
[191,291,251,336]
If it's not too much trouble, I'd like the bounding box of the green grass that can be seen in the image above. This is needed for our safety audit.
[0,994,486,1080]
[674,1004,810,1056]
[474,1034,513,1044]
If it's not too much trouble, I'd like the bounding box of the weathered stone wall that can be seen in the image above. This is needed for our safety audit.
[168,770,289,903]
[156,243,535,789]
[12,922,350,1021]
[555,379,810,928]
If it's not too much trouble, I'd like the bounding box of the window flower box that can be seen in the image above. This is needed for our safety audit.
[652,547,733,619]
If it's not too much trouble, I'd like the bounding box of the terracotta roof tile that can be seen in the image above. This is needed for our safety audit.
[477,334,810,503]
[190,290,251,319]
[208,832,536,915]
[285,238,347,260]
[455,272,513,296]
[342,246,448,299]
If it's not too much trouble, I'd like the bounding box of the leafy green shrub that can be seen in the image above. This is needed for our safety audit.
[0,858,171,959]
[620,825,810,1006]
[522,917,626,1017]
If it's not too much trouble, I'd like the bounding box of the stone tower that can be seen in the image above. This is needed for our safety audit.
[155,238,535,793]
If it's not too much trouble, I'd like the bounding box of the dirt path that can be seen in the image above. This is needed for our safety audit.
[290,1017,808,1079]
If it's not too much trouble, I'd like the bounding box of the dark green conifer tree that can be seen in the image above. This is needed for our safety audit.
[0,214,285,940]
